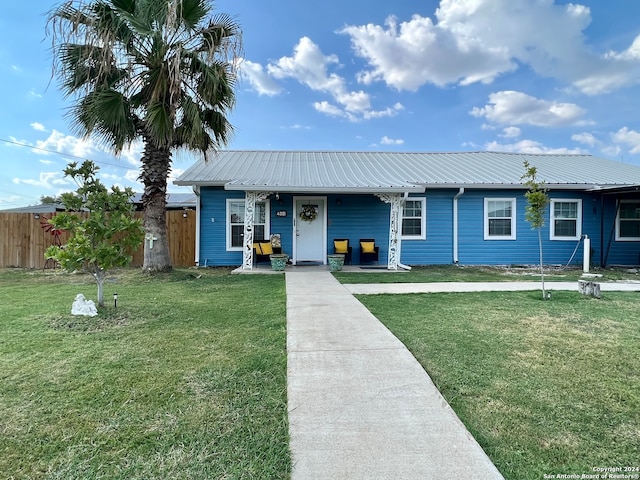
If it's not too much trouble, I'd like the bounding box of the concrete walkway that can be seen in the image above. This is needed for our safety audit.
[286,271,505,480]
[345,280,640,295]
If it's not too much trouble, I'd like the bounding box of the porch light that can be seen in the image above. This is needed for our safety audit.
[182,210,188,218]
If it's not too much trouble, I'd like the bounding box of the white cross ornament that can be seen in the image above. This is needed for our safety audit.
[145,233,158,249]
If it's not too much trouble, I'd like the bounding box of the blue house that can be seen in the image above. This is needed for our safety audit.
[174,151,640,270]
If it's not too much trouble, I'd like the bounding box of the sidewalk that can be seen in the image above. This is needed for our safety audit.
[344,280,640,295]
[286,271,505,480]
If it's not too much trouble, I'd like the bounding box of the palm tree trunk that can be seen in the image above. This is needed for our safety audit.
[140,139,172,273]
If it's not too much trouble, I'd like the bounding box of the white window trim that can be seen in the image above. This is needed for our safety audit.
[484,198,516,240]
[550,199,582,241]
[615,199,640,242]
[401,197,426,240]
[226,198,270,251]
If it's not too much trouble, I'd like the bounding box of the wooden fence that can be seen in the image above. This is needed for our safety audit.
[0,211,196,269]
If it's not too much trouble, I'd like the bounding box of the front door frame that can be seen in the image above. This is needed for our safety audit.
[292,196,327,265]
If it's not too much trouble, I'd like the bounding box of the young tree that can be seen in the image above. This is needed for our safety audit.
[45,161,144,307]
[48,0,242,273]
[522,161,551,300]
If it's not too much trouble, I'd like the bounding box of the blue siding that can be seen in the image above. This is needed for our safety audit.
[602,195,640,266]
[327,194,389,264]
[457,190,599,267]
[199,188,244,266]
[199,187,640,267]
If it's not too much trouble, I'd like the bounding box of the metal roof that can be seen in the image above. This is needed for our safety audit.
[130,193,197,208]
[174,151,640,193]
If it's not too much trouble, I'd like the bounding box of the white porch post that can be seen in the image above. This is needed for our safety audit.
[242,191,271,270]
[375,193,405,270]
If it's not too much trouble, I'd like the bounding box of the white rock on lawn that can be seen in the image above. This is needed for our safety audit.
[71,294,98,317]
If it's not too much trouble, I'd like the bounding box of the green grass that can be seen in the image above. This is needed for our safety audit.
[358,290,640,479]
[0,268,290,479]
[334,264,640,284]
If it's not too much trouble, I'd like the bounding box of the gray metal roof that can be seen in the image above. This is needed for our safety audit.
[131,193,197,209]
[174,151,640,193]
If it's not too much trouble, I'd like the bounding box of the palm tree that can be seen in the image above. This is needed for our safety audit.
[48,0,241,272]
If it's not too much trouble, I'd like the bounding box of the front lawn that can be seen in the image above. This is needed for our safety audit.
[358,290,640,480]
[0,268,290,479]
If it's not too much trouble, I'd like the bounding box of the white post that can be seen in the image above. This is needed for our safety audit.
[242,191,271,270]
[583,235,590,273]
[374,193,405,270]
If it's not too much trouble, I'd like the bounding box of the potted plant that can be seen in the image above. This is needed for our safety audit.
[327,254,345,272]
[269,253,289,271]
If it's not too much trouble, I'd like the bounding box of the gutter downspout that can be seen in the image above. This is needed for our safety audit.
[193,186,201,267]
[453,187,465,263]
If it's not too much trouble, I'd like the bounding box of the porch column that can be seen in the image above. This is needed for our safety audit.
[242,191,271,270]
[375,193,405,270]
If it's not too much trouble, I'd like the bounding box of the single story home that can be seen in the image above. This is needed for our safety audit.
[174,151,640,270]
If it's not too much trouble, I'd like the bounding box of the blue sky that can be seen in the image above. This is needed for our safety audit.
[2,0,640,208]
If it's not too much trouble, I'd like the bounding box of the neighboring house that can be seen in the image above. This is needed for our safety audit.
[174,151,640,270]
[0,203,67,215]
[130,192,197,211]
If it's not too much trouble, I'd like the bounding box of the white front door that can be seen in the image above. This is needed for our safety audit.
[293,196,327,264]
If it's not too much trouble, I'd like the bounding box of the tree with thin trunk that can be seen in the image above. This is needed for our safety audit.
[48,0,242,272]
[45,160,143,307]
[522,161,551,300]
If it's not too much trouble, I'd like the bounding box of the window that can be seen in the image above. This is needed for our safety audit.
[616,200,640,241]
[226,199,270,250]
[484,198,516,240]
[550,199,582,240]
[402,198,426,240]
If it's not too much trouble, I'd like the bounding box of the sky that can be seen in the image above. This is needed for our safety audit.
[2,0,640,208]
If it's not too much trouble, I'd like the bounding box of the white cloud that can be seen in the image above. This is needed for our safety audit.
[485,139,586,155]
[39,159,55,165]
[341,13,514,90]
[12,171,71,189]
[313,101,347,118]
[470,91,589,127]
[168,168,185,185]
[35,129,98,158]
[601,145,622,158]
[0,195,23,207]
[572,132,600,147]
[124,169,141,183]
[259,37,401,121]
[340,0,640,95]
[500,127,521,138]
[120,140,143,166]
[30,122,46,132]
[381,136,404,145]
[612,127,640,154]
[240,59,283,96]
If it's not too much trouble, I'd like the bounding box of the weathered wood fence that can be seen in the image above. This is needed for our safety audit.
[0,211,196,269]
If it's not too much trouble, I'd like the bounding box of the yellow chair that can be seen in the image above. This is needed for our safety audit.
[359,238,379,264]
[333,239,353,264]
[253,240,281,264]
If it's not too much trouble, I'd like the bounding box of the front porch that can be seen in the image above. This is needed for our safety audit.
[232,263,408,274]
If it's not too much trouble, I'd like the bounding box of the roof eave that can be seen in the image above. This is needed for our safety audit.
[224,184,425,194]
[425,183,603,190]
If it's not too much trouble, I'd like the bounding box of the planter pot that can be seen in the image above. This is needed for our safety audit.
[269,254,289,271]
[327,254,345,272]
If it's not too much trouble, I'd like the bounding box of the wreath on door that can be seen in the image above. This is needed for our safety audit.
[299,204,318,222]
